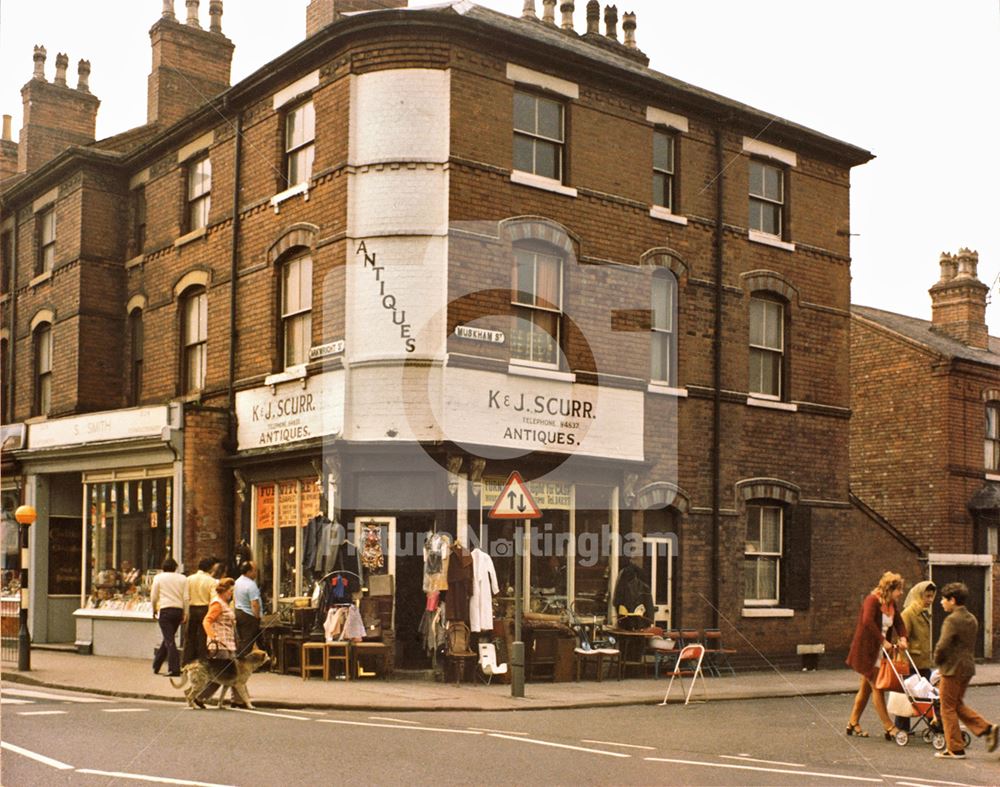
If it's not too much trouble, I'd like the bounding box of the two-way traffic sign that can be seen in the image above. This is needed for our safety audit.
[488,471,542,519]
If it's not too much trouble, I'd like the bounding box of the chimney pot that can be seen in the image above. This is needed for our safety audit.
[955,248,979,280]
[585,0,600,33]
[162,0,176,20]
[186,0,201,27]
[209,0,223,33]
[542,0,557,25]
[76,59,91,92]
[560,1,575,30]
[622,11,636,48]
[604,4,619,40]
[938,252,957,283]
[32,45,47,81]
[2,115,12,141]
[522,0,537,18]
[54,53,69,87]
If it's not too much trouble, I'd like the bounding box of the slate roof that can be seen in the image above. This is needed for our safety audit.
[852,304,1000,368]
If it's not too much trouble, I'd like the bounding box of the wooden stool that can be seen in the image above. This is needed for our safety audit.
[353,642,388,679]
[301,642,326,680]
[280,635,304,675]
[324,641,351,680]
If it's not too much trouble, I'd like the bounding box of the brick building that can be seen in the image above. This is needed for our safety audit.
[852,249,999,659]
[1,0,921,667]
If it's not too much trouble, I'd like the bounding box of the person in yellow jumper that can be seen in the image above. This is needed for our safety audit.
[894,580,935,732]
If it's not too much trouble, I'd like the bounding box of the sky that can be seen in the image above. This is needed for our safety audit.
[1,0,998,325]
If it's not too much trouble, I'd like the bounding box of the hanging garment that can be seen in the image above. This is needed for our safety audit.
[312,516,346,576]
[323,607,347,642]
[360,523,385,571]
[612,563,654,630]
[444,543,474,625]
[423,532,451,592]
[418,605,447,655]
[469,548,499,633]
[342,605,367,641]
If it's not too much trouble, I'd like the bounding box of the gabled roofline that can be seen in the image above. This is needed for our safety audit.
[849,492,924,558]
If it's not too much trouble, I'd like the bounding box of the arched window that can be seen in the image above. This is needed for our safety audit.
[651,270,677,384]
[749,294,786,399]
[181,288,207,393]
[281,254,312,368]
[511,245,562,366]
[129,309,144,406]
[34,323,52,416]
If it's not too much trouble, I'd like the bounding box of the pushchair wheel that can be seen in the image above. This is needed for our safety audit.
[894,730,909,747]
[921,730,933,744]
[962,731,972,748]
[932,733,946,750]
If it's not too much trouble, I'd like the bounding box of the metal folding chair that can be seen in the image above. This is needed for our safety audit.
[659,643,707,706]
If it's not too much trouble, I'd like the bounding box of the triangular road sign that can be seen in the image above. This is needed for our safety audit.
[488,471,542,519]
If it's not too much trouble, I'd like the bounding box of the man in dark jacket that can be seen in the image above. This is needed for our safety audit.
[932,582,998,759]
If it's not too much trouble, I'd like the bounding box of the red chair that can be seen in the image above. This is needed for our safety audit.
[659,644,707,706]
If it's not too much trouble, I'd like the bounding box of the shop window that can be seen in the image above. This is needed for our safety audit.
[186,155,211,233]
[181,288,207,394]
[574,485,613,610]
[511,247,562,366]
[129,309,144,406]
[281,255,312,368]
[36,206,56,275]
[1,492,18,594]
[749,295,785,399]
[744,504,782,605]
[253,478,322,611]
[130,187,146,257]
[34,322,52,416]
[85,476,173,611]
[651,270,677,384]
[749,159,784,237]
[985,402,1000,471]
[652,129,676,211]
[285,100,315,188]
[513,90,565,182]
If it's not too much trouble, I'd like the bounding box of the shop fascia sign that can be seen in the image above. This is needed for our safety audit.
[236,369,345,450]
[27,406,171,450]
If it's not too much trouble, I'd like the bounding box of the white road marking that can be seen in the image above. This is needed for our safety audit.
[895,782,934,787]
[369,716,421,724]
[17,710,68,716]
[645,757,883,782]
[1,688,107,703]
[102,708,150,713]
[468,727,529,736]
[1,698,33,704]
[489,733,630,758]
[0,740,74,770]
[319,719,482,735]
[238,709,312,721]
[581,739,656,751]
[720,754,806,767]
[76,769,235,786]
[884,778,977,787]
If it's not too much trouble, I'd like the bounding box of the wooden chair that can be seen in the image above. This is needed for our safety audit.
[445,623,477,685]
[324,641,351,680]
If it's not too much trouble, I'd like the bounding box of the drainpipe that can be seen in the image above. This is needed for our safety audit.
[711,124,725,628]
[6,217,17,423]
[227,108,243,566]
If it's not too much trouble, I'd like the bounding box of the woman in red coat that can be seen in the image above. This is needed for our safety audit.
[845,571,908,739]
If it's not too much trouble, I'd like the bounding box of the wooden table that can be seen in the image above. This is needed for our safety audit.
[606,628,657,678]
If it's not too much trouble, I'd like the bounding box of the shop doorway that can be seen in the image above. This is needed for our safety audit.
[930,560,990,658]
[395,514,436,669]
[641,536,672,626]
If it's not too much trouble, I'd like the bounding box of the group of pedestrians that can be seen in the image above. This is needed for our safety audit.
[846,570,997,760]
[149,555,263,704]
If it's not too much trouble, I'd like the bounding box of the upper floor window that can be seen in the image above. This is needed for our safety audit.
[130,187,147,257]
[749,159,784,237]
[129,309,144,406]
[0,231,11,295]
[37,206,56,274]
[986,403,1000,471]
[744,504,782,605]
[186,156,211,232]
[285,100,315,188]
[182,288,207,394]
[749,296,784,399]
[34,323,52,416]
[1,338,9,422]
[513,91,564,182]
[281,255,312,368]
[651,270,677,384]
[652,129,676,211]
[511,247,562,366]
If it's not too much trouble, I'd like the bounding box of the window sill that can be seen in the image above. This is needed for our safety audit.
[507,362,576,383]
[270,182,310,214]
[649,206,688,226]
[741,607,794,618]
[174,226,207,248]
[510,170,578,198]
[747,396,798,412]
[748,229,795,252]
[647,383,687,397]
[29,271,52,288]
[986,473,1000,483]
[265,365,308,388]
[125,254,145,270]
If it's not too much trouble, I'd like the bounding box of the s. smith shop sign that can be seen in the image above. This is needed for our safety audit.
[236,370,345,450]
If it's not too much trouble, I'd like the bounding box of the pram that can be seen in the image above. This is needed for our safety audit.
[883,646,973,750]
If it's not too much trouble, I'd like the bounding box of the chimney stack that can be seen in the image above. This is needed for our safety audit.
[604,4,619,40]
[18,46,100,173]
[306,0,408,37]
[77,59,91,93]
[622,11,637,48]
[147,1,234,127]
[560,2,575,30]
[586,0,600,34]
[542,0,557,25]
[522,0,537,19]
[0,115,16,182]
[929,248,990,350]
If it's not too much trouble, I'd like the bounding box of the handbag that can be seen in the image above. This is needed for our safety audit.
[874,646,910,691]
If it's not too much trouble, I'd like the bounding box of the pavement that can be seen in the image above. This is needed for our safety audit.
[5,649,1000,712]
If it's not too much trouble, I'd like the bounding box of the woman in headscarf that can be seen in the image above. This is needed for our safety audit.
[894,580,936,731]
[845,571,908,739]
